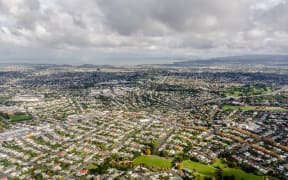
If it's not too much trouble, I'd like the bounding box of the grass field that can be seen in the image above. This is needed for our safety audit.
[222,168,264,180]
[181,159,265,180]
[222,85,272,97]
[222,105,287,112]
[212,159,264,180]
[87,163,98,170]
[181,160,215,177]
[133,155,172,168]
[9,114,33,122]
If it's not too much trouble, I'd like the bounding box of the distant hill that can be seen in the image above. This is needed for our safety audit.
[174,55,288,66]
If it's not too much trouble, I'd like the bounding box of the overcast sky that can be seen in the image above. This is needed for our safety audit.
[0,0,287,65]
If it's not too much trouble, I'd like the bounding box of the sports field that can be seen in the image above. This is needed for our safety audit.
[133,155,172,168]
[9,114,33,122]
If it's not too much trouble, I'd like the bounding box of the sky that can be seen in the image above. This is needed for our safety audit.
[0,0,288,65]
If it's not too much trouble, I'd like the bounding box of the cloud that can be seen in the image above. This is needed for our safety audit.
[254,0,288,31]
[0,0,287,64]
[97,0,255,35]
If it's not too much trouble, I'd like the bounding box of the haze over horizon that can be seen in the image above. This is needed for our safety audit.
[0,0,288,65]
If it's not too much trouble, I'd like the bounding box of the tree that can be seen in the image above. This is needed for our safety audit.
[151,140,159,154]
[177,163,184,171]
[204,177,212,180]
[223,175,236,180]
[215,167,223,180]
[145,148,151,155]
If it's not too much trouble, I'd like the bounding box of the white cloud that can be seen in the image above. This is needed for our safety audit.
[0,0,287,64]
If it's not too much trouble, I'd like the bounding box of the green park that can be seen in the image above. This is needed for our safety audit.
[180,159,265,180]
[133,155,172,169]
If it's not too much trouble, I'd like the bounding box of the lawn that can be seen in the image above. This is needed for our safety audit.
[222,168,265,180]
[8,114,33,122]
[212,159,264,180]
[181,160,216,177]
[222,105,287,112]
[87,163,98,170]
[133,155,172,168]
[181,159,265,180]
[212,158,228,168]
[222,85,273,97]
